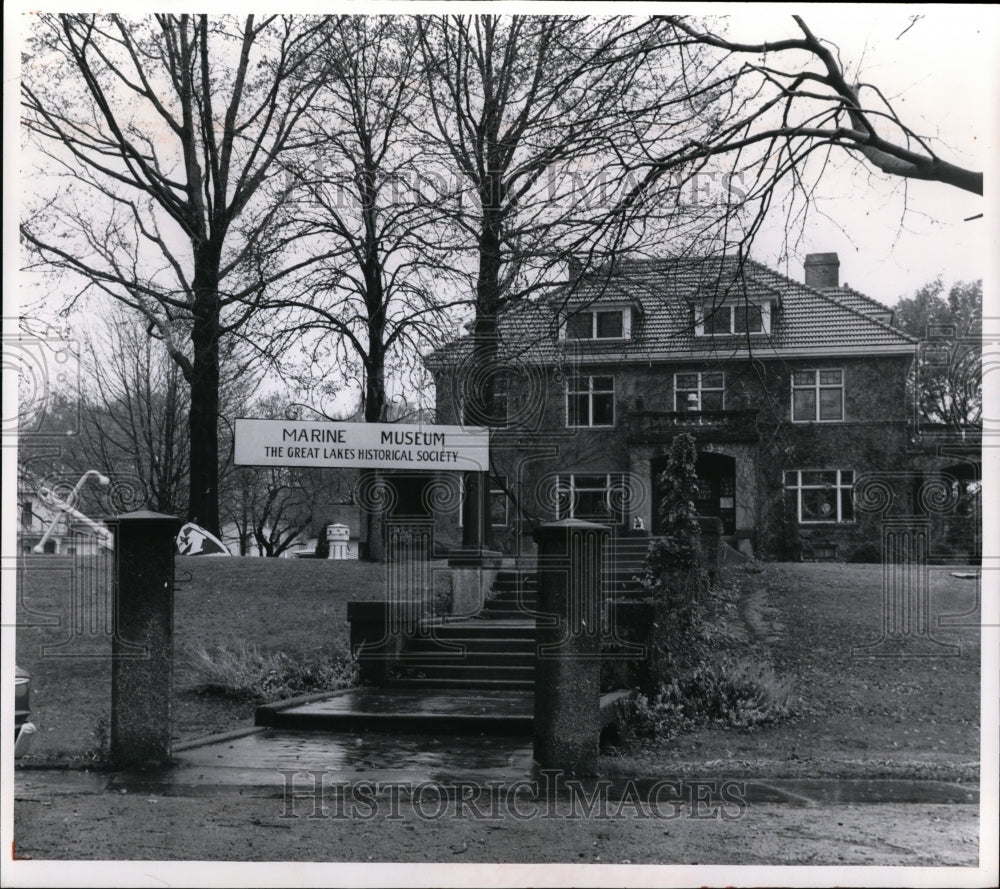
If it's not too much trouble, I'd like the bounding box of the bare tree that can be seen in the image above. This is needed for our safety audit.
[74,308,191,515]
[20,13,330,534]
[626,15,982,204]
[221,394,357,557]
[414,14,721,548]
[260,17,467,560]
[17,305,261,525]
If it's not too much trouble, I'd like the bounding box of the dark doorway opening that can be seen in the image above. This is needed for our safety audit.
[652,450,737,535]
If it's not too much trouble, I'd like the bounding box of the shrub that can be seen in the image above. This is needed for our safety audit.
[636,434,711,684]
[644,434,706,592]
[627,657,797,739]
[186,642,357,702]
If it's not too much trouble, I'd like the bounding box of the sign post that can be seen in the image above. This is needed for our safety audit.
[234,419,489,472]
[236,420,489,563]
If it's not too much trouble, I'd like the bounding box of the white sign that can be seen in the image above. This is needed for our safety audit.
[234,419,489,472]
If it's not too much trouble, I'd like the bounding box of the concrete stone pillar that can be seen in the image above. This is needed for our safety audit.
[109,510,179,766]
[532,519,609,776]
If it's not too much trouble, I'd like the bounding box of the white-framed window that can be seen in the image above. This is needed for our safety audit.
[491,375,510,429]
[695,301,771,336]
[562,306,632,340]
[458,476,510,528]
[791,369,844,422]
[489,478,509,527]
[784,469,855,523]
[566,375,615,427]
[554,473,626,523]
[674,371,725,412]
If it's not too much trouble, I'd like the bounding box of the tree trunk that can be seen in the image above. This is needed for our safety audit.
[361,268,388,562]
[188,244,222,535]
[461,205,503,550]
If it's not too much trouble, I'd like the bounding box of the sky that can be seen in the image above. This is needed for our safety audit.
[6,3,996,325]
[719,5,994,305]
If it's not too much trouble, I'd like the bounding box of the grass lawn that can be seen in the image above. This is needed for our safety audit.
[15,556,982,781]
[15,555,389,762]
[605,562,982,781]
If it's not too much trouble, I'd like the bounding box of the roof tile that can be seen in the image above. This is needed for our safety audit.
[426,256,916,367]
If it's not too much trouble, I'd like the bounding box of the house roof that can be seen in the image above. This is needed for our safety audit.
[819,285,896,320]
[425,255,917,369]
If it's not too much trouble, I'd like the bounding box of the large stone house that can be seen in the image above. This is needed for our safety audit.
[424,252,976,562]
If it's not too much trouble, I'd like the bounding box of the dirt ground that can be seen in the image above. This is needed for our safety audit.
[10,789,981,867]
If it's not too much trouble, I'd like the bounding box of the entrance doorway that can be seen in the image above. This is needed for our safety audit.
[652,451,736,534]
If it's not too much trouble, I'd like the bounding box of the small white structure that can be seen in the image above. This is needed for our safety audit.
[326,523,350,560]
[18,467,113,555]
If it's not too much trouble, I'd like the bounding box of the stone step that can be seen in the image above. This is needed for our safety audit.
[419,621,536,639]
[385,677,535,692]
[257,688,628,737]
[400,650,537,667]
[494,569,537,584]
[396,664,535,683]
[478,605,542,620]
[489,586,536,600]
[492,574,537,586]
[258,688,534,735]
[491,581,537,590]
[486,598,539,611]
[483,592,538,608]
[490,586,537,599]
[406,635,536,654]
[484,594,537,608]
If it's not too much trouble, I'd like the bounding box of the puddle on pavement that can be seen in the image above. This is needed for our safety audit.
[162,728,535,785]
[15,769,110,796]
[765,778,978,804]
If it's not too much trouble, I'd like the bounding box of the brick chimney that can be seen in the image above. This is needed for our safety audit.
[804,252,840,289]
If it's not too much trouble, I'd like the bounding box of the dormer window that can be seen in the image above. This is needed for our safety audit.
[696,301,771,336]
[562,305,633,340]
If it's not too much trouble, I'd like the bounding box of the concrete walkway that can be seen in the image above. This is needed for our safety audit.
[255,687,630,738]
[15,727,978,807]
[255,687,534,734]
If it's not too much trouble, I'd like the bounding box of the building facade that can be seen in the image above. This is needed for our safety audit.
[425,253,963,561]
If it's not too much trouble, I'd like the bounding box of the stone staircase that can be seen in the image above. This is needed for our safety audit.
[385,540,653,692]
[604,536,652,598]
[258,553,652,735]
[386,570,538,691]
